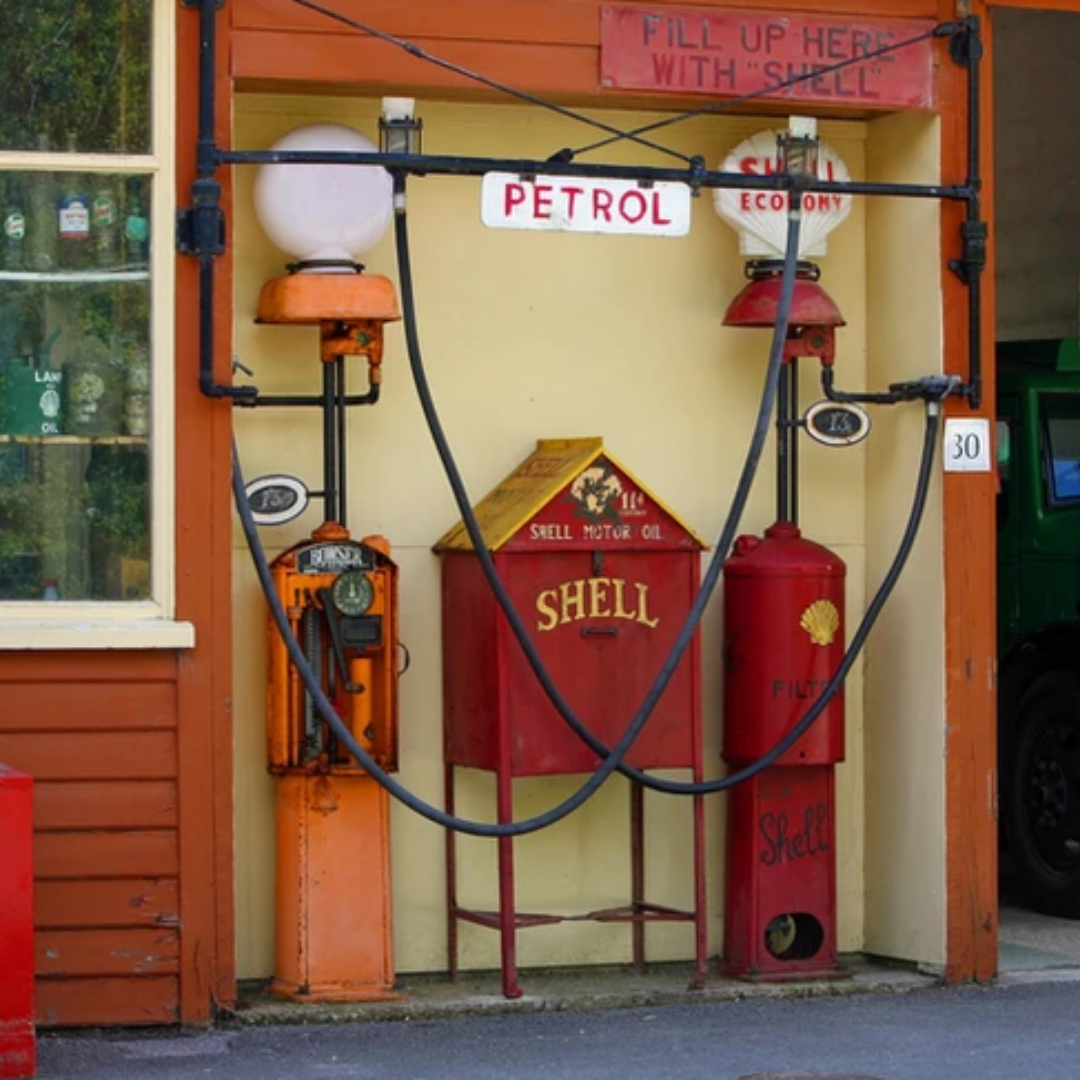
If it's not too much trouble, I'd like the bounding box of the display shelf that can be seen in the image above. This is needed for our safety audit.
[0,268,150,284]
[0,435,147,445]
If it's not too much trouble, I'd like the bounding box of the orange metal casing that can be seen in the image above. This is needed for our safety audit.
[266,537,399,775]
[256,273,401,380]
[272,772,399,1001]
[266,536,402,1001]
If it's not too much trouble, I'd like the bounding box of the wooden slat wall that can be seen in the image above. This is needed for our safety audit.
[0,653,181,1027]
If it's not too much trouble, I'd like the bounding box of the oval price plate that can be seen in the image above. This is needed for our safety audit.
[245,474,309,526]
[803,401,871,447]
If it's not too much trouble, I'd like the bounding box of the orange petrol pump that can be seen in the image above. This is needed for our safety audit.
[257,267,404,999]
[252,122,405,1001]
[265,526,402,1002]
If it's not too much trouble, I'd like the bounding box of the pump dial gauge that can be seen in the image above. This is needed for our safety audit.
[331,570,375,617]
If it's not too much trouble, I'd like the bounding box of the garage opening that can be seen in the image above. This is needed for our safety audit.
[993,5,1080,972]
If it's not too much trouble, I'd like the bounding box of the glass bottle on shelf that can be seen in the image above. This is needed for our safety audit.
[122,342,150,437]
[91,173,120,270]
[123,179,149,266]
[1,175,26,272]
[57,133,91,272]
[26,133,57,272]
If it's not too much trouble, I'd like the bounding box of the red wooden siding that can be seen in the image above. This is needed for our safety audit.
[0,654,181,1026]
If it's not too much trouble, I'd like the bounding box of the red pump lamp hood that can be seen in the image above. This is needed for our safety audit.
[723,260,845,365]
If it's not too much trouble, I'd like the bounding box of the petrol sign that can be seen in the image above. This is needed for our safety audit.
[481,172,691,236]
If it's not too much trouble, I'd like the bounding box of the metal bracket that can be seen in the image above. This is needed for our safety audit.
[176,179,225,256]
[949,219,987,286]
[948,17,983,69]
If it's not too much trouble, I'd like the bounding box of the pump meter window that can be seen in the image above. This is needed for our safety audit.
[0,3,155,603]
[1041,395,1080,505]
[331,571,375,616]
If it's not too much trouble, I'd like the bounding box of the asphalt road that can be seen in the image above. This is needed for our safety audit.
[36,976,1080,1079]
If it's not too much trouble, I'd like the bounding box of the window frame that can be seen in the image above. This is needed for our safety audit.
[0,0,191,649]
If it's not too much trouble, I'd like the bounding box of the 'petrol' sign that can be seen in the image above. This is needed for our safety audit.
[481,173,691,236]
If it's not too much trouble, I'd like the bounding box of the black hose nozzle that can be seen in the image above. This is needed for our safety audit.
[887,374,964,402]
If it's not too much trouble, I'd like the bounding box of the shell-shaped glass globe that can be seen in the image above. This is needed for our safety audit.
[713,129,853,260]
[254,123,393,270]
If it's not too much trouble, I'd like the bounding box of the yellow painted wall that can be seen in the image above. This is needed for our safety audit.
[230,94,941,980]
[864,111,946,969]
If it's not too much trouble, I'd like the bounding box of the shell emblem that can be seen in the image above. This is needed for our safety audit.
[800,599,840,646]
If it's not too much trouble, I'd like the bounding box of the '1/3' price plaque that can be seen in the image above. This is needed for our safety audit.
[803,401,871,447]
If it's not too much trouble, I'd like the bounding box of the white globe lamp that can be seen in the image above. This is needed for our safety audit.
[254,123,393,272]
[253,123,400,382]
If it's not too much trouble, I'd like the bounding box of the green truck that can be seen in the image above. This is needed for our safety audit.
[997,337,1080,916]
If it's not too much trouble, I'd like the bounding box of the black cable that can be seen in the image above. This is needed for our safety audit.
[395,174,946,795]
[241,183,941,827]
[233,184,800,839]
[572,23,955,159]
[286,0,691,164]
[236,441,624,837]
[397,172,811,797]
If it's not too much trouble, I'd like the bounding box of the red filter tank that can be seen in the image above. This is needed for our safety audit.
[722,521,846,766]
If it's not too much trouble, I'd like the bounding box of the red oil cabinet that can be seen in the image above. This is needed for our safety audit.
[434,438,707,998]
[721,521,848,980]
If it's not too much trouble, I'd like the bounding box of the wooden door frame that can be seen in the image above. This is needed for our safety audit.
[947,0,1080,983]
[175,1,238,1023]
[209,0,1030,991]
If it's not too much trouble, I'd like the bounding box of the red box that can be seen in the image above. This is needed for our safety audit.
[0,764,35,1079]
[435,439,706,776]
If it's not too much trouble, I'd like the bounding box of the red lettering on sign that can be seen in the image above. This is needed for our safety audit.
[651,191,672,226]
[504,183,527,215]
[601,5,935,110]
[593,188,614,222]
[619,189,647,223]
[533,184,553,219]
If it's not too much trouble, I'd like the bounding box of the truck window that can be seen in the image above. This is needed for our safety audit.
[1040,394,1080,505]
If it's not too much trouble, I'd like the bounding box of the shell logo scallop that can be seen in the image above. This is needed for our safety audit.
[713,129,853,259]
[800,599,840,647]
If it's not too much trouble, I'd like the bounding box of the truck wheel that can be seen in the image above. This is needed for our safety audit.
[1005,668,1080,917]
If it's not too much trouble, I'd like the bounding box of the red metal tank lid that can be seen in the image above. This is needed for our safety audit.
[726,520,846,576]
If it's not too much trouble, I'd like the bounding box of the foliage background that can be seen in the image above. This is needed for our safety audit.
[0,0,151,153]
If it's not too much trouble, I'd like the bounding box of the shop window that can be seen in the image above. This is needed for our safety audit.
[0,2,168,609]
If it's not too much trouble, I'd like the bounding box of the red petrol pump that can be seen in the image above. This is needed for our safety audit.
[717,121,853,979]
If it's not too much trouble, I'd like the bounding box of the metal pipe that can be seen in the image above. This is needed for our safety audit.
[192,0,256,401]
[965,17,985,410]
[777,360,790,522]
[322,361,337,522]
[336,359,348,530]
[219,149,974,202]
[790,358,799,526]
